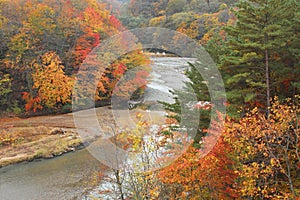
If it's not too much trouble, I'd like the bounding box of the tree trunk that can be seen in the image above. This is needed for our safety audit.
[265,46,270,117]
[264,5,271,117]
[115,170,125,200]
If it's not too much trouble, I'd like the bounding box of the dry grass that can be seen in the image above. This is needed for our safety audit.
[0,126,89,167]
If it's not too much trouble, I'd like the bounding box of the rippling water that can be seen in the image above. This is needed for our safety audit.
[144,57,195,104]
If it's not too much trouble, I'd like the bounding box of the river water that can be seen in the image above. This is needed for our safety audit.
[0,57,194,200]
[0,149,102,200]
[144,57,193,104]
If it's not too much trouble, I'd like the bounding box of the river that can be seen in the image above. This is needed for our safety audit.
[0,149,102,200]
[0,57,194,200]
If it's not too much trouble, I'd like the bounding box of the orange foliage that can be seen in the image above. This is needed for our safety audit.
[74,29,101,64]
[22,92,43,112]
[225,96,300,199]
[157,132,238,199]
[23,52,73,111]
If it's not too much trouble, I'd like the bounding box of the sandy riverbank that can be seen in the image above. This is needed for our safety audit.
[0,106,166,167]
[0,106,113,167]
[0,126,87,167]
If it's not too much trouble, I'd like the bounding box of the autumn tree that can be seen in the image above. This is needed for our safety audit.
[156,123,238,199]
[0,73,12,110]
[23,52,73,111]
[66,0,150,104]
[226,96,300,199]
[0,0,8,58]
[2,0,78,111]
[175,6,235,42]
[0,0,150,114]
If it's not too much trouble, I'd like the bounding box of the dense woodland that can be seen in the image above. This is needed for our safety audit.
[0,0,300,199]
[0,0,149,114]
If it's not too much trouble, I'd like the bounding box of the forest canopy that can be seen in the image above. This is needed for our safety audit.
[0,0,299,199]
[0,0,149,114]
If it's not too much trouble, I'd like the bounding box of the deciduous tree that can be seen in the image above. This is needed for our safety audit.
[23,52,73,111]
[225,96,300,199]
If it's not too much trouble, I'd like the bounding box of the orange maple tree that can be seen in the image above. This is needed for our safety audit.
[23,52,73,111]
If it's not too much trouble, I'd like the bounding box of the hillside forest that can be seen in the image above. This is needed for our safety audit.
[0,0,300,199]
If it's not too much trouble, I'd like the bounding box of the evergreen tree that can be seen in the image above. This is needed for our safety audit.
[221,0,299,116]
[160,61,213,148]
[157,30,228,147]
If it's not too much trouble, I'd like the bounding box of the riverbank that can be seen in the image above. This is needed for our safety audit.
[0,106,115,168]
[0,126,93,167]
[0,105,167,168]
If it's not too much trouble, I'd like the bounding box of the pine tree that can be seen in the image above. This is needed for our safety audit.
[160,61,212,148]
[221,0,299,116]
